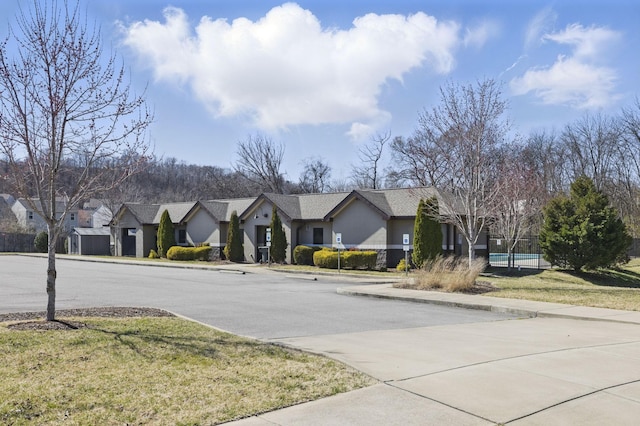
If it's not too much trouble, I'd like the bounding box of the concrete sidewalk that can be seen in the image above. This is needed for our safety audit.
[227,284,640,425]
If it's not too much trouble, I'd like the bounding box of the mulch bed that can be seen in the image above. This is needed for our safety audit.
[0,307,174,331]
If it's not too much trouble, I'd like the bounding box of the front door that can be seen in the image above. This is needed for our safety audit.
[122,228,136,256]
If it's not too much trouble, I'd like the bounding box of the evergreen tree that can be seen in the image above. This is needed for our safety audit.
[270,205,287,263]
[157,209,176,258]
[34,231,48,253]
[224,210,243,262]
[413,197,442,267]
[540,176,631,271]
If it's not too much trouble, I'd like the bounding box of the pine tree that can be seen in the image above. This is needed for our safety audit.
[224,210,243,262]
[270,205,287,263]
[540,176,631,271]
[413,197,442,267]
[157,209,176,258]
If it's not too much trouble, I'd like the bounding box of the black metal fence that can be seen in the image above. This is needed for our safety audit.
[490,236,640,270]
[488,235,551,270]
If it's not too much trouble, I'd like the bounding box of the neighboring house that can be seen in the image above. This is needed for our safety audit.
[239,192,349,263]
[0,195,18,230]
[110,202,196,257]
[107,187,489,268]
[182,198,255,259]
[76,199,114,228]
[68,227,111,255]
[10,197,79,233]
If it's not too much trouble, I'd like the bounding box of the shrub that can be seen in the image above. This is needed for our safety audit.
[34,231,48,253]
[313,248,338,269]
[414,255,485,292]
[313,248,377,270]
[148,249,159,259]
[166,246,212,261]
[224,210,243,262]
[413,197,442,267]
[396,258,411,272]
[157,210,176,258]
[293,245,321,265]
[342,251,377,270]
[540,176,631,271]
[270,206,287,263]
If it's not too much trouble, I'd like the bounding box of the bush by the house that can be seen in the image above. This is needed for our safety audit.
[396,258,411,272]
[224,210,243,262]
[293,245,321,265]
[166,246,212,261]
[313,248,377,270]
[270,206,287,263]
[343,251,377,269]
[157,209,176,258]
[313,248,338,269]
[148,249,159,259]
[34,231,48,253]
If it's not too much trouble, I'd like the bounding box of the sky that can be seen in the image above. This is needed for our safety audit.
[0,0,638,183]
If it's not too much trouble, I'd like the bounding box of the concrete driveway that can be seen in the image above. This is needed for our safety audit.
[3,254,640,424]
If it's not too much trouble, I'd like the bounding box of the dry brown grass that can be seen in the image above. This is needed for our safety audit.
[0,316,375,425]
[412,255,486,292]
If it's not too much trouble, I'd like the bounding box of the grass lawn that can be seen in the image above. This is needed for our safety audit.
[0,316,375,425]
[483,258,640,311]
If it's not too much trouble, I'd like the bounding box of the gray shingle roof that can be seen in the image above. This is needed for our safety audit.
[223,198,255,222]
[153,202,198,224]
[72,227,111,236]
[297,192,350,219]
[123,203,160,224]
[114,187,445,227]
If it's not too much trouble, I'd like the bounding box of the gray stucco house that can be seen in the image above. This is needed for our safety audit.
[107,187,488,268]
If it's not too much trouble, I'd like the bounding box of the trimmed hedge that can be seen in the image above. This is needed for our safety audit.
[293,245,322,265]
[166,246,212,261]
[313,248,338,269]
[313,248,378,270]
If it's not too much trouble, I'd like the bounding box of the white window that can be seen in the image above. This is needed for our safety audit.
[70,213,76,221]
[27,211,34,220]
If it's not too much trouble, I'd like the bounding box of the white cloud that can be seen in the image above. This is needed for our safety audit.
[543,23,620,58]
[511,23,621,109]
[525,7,557,50]
[120,3,461,134]
[463,19,500,49]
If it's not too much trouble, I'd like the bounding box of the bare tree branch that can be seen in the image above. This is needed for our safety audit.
[0,0,152,320]
[233,134,285,193]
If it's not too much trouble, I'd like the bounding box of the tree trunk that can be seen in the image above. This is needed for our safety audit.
[46,223,57,321]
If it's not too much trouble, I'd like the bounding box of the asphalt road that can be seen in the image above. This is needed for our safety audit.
[0,255,516,339]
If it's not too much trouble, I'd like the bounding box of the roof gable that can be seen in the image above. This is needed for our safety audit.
[153,202,198,224]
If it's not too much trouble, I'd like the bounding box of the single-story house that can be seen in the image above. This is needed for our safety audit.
[107,187,489,268]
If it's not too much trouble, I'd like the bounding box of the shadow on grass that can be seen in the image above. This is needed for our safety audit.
[88,323,272,361]
[566,268,640,289]
[484,266,545,278]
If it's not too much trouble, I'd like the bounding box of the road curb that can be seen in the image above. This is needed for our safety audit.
[337,286,640,325]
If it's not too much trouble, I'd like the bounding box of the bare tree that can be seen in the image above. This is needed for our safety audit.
[350,132,390,189]
[521,130,569,198]
[562,112,623,192]
[619,99,640,236]
[299,157,331,193]
[403,79,509,265]
[490,145,545,270]
[234,134,285,193]
[0,0,152,320]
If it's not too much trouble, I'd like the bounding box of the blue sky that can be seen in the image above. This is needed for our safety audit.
[1,1,638,182]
